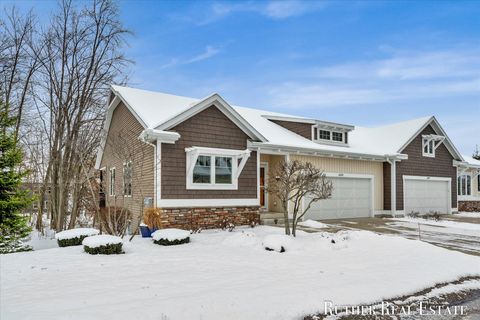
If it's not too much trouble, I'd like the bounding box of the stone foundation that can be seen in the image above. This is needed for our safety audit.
[458,201,480,212]
[158,206,260,230]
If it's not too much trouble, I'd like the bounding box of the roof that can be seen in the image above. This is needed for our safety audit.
[101,85,464,161]
[462,155,480,167]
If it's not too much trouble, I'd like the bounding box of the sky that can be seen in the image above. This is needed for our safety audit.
[3,0,480,155]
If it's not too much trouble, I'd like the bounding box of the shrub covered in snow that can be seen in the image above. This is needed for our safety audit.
[152,228,190,246]
[262,234,293,253]
[82,235,123,255]
[55,228,100,247]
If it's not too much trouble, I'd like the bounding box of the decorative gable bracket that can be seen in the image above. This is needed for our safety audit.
[422,134,445,157]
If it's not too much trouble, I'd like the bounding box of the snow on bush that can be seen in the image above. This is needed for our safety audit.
[152,228,190,246]
[262,234,293,253]
[82,235,123,255]
[55,228,100,247]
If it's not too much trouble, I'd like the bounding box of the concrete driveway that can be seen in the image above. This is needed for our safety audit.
[303,213,480,257]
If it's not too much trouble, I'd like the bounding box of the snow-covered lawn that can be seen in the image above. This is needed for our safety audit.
[1,226,479,320]
[455,211,480,218]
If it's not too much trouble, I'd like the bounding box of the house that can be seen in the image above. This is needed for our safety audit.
[95,85,479,229]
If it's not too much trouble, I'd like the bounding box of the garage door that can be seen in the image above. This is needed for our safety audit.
[404,178,450,215]
[304,176,372,220]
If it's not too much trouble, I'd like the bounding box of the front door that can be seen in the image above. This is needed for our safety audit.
[260,164,267,209]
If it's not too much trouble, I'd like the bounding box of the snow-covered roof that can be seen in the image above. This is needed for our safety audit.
[462,155,480,167]
[105,85,463,160]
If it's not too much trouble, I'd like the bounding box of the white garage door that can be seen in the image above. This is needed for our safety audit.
[304,176,372,220]
[404,178,450,215]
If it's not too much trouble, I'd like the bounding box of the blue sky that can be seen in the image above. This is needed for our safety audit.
[4,0,480,155]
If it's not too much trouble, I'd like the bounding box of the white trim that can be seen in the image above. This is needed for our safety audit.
[157,198,259,208]
[156,93,267,142]
[260,162,269,210]
[402,175,452,214]
[139,129,180,144]
[156,140,161,205]
[185,147,251,190]
[248,141,388,161]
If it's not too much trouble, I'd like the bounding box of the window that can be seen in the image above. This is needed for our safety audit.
[109,168,116,196]
[457,175,471,196]
[193,155,211,183]
[186,147,251,190]
[215,156,232,184]
[332,131,343,142]
[422,138,434,157]
[315,128,344,143]
[318,130,330,140]
[123,161,132,197]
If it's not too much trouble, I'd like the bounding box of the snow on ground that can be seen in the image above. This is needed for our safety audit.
[1,226,479,320]
[394,217,480,232]
[299,219,329,229]
[455,211,480,218]
[25,230,58,250]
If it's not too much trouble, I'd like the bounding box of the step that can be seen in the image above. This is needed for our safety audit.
[260,212,285,219]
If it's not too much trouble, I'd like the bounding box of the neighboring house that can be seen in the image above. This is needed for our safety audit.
[456,155,480,212]
[95,85,477,229]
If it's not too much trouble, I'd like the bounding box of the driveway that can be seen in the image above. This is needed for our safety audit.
[302,213,480,256]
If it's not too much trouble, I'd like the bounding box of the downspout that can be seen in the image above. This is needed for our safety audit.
[386,157,397,217]
[139,137,157,208]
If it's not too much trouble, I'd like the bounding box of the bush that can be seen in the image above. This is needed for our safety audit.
[84,243,124,255]
[143,208,162,230]
[55,228,100,247]
[57,235,89,247]
[152,228,190,246]
[153,237,190,246]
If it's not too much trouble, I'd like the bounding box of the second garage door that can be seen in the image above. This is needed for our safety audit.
[404,177,450,215]
[304,176,372,220]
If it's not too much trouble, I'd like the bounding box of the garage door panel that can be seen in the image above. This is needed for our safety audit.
[304,177,372,220]
[404,178,449,215]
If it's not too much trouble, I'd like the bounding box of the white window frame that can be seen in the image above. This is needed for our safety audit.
[313,127,345,144]
[109,167,116,196]
[457,174,471,196]
[422,134,445,158]
[185,147,251,190]
[123,161,133,197]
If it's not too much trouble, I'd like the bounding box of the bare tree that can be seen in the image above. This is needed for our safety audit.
[29,0,131,231]
[267,160,333,236]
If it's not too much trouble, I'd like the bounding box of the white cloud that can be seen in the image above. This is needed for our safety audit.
[160,46,220,69]
[266,48,480,109]
[198,1,326,24]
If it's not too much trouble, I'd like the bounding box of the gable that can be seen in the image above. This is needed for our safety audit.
[398,118,462,161]
[402,125,454,161]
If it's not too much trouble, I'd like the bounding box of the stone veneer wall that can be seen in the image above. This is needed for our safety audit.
[159,206,260,229]
[458,201,480,212]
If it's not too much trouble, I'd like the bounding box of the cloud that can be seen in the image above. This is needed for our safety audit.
[265,48,480,109]
[198,1,327,25]
[160,46,220,69]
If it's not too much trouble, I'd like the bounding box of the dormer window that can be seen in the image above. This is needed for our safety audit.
[314,127,345,144]
[332,132,344,142]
